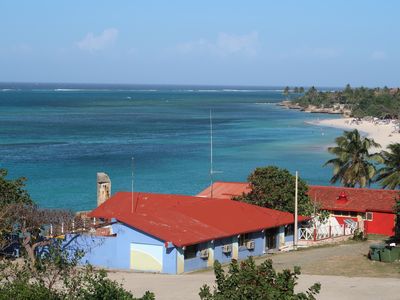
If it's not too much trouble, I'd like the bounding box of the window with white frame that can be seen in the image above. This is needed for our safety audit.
[364,212,373,221]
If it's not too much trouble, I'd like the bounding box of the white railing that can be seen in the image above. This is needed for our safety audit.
[299,228,313,240]
[299,222,361,241]
[316,226,329,240]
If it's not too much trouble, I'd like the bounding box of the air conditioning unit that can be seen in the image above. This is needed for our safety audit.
[222,244,232,253]
[246,240,255,250]
[200,249,209,259]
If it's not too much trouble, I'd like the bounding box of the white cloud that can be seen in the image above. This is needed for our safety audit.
[77,28,119,51]
[177,32,259,57]
[371,50,387,60]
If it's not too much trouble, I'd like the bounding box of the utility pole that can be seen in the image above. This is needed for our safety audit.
[131,157,134,213]
[294,171,298,250]
[210,110,213,199]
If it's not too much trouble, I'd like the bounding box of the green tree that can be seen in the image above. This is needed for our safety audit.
[0,241,155,300]
[283,86,290,99]
[307,86,318,96]
[199,257,320,300]
[344,83,352,94]
[375,143,400,189]
[299,87,305,93]
[324,129,382,187]
[0,168,155,299]
[235,166,314,216]
[394,199,400,240]
[0,169,33,207]
[0,169,34,254]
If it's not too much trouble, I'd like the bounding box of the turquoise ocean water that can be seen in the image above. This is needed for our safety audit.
[0,83,341,211]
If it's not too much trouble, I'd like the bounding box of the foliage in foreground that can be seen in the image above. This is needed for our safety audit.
[352,229,367,241]
[235,166,314,216]
[199,257,321,300]
[0,168,154,300]
[0,168,33,207]
[0,243,155,300]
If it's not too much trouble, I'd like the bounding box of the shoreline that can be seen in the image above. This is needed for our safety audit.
[278,101,400,150]
[307,118,400,151]
[278,100,351,116]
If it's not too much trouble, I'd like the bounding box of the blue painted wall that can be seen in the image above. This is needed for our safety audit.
[214,237,233,264]
[238,231,265,259]
[183,242,208,272]
[65,222,178,274]
[65,222,296,274]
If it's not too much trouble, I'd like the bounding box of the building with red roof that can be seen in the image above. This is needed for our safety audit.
[67,190,306,274]
[196,181,251,199]
[198,182,398,236]
[308,186,398,236]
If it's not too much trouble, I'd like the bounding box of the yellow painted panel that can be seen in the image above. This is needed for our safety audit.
[130,244,162,272]
[207,242,214,267]
[232,236,239,259]
[176,247,184,274]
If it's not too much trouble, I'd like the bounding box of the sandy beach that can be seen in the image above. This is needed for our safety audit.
[309,118,400,151]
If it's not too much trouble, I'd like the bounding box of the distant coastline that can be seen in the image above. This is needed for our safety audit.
[278,100,351,116]
[277,100,400,151]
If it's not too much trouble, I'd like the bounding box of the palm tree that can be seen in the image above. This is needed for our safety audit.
[283,86,290,100]
[324,129,382,187]
[375,143,400,189]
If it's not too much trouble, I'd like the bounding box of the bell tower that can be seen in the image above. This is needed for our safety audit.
[97,172,111,206]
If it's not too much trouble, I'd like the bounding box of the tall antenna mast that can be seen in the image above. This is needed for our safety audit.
[294,171,298,250]
[131,156,134,213]
[209,110,223,199]
[210,110,214,199]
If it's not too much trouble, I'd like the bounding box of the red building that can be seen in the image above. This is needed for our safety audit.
[308,186,398,236]
[198,182,399,237]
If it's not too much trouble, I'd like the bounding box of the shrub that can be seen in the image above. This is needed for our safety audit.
[199,257,321,300]
[235,166,314,216]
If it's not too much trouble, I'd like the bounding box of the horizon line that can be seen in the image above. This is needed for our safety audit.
[1,81,391,89]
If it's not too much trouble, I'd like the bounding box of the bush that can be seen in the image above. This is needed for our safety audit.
[199,257,321,300]
[235,166,314,216]
[0,243,154,300]
[352,229,367,241]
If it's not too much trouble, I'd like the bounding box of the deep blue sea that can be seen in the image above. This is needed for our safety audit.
[0,83,342,211]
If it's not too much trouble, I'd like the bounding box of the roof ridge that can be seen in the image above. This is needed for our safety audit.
[309,185,399,193]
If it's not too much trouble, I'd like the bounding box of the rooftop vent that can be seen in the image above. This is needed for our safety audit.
[337,192,348,203]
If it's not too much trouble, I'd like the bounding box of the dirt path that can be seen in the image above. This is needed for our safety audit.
[262,240,400,278]
[108,240,400,299]
[108,272,400,300]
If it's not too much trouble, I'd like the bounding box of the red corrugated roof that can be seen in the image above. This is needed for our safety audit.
[196,181,251,199]
[197,182,399,214]
[308,185,398,213]
[89,192,305,247]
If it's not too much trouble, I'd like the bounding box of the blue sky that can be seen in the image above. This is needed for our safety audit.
[1,1,399,87]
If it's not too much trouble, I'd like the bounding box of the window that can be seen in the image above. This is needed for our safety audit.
[364,212,373,221]
[333,210,357,217]
[184,245,197,259]
[285,224,294,236]
[239,233,251,247]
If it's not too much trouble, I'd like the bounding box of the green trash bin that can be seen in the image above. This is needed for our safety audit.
[384,246,400,262]
[391,246,400,260]
[369,244,385,261]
